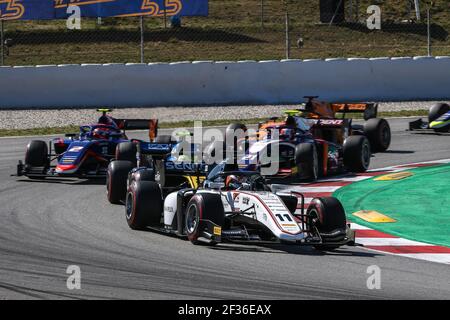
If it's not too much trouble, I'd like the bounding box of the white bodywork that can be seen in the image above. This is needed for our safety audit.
[163,189,309,242]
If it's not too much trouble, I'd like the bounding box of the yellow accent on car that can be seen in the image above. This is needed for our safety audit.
[374,172,413,181]
[213,226,222,236]
[353,210,397,223]
[430,120,450,129]
[183,176,205,189]
[283,110,301,116]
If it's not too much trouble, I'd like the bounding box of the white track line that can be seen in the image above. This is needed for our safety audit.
[357,238,434,246]
[397,254,450,264]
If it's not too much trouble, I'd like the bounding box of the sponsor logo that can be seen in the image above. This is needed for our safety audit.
[166,161,205,171]
[318,119,344,126]
[213,226,222,236]
[68,146,84,152]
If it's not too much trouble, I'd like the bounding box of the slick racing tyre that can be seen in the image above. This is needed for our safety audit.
[343,135,370,173]
[126,181,163,230]
[307,197,347,250]
[185,193,225,245]
[115,142,137,165]
[25,140,49,167]
[428,103,450,133]
[363,118,391,152]
[129,168,155,185]
[154,135,175,144]
[107,160,135,204]
[295,143,319,181]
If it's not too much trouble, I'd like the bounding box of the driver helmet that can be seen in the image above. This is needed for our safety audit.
[92,127,112,140]
[98,115,114,125]
[295,117,311,132]
[285,115,296,127]
[225,175,242,190]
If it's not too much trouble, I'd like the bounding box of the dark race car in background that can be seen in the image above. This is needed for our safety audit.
[16,109,159,179]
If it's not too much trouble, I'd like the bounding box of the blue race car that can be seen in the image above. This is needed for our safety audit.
[17,109,158,179]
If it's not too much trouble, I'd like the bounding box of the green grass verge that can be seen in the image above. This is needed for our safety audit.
[0,109,428,137]
[334,163,450,247]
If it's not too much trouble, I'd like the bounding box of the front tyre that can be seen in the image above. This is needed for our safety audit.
[343,135,370,173]
[125,181,163,230]
[363,118,391,152]
[107,160,135,204]
[295,143,318,181]
[307,197,347,250]
[185,193,225,245]
[115,142,137,165]
[25,140,49,167]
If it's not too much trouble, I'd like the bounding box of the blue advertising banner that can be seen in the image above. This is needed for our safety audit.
[0,0,208,20]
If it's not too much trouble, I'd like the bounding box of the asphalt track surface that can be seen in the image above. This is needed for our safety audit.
[0,118,449,300]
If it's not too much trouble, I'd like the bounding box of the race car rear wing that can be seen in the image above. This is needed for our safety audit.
[331,103,378,120]
[116,119,159,141]
[139,141,172,156]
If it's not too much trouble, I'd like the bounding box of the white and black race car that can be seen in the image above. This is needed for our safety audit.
[123,162,355,249]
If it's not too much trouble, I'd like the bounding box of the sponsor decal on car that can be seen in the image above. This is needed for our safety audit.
[213,226,222,236]
[68,146,84,152]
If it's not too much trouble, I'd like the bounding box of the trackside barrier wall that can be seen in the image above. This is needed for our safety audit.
[0,56,449,108]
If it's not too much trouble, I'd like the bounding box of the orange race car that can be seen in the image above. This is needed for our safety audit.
[222,96,391,181]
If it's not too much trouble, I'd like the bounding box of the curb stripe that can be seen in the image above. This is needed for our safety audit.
[365,246,450,254]
[355,230,398,238]
[356,238,434,246]
[397,254,450,264]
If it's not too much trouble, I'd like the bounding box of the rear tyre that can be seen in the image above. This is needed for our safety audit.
[154,135,174,144]
[185,193,224,245]
[107,160,134,204]
[343,136,370,173]
[307,197,347,250]
[295,143,318,181]
[363,118,391,152]
[115,142,137,165]
[25,140,48,167]
[125,181,163,230]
